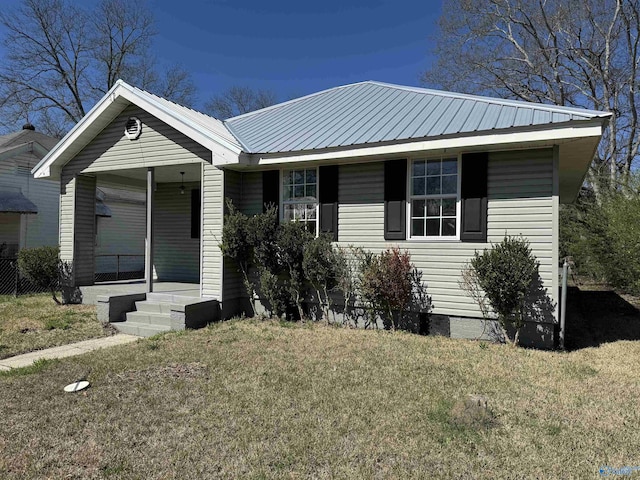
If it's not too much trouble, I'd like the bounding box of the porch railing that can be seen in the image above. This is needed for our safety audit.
[95,254,145,282]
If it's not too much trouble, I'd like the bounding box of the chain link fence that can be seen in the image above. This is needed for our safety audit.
[0,258,49,296]
[0,254,146,295]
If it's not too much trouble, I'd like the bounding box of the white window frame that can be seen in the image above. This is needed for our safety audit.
[279,166,319,236]
[407,154,461,241]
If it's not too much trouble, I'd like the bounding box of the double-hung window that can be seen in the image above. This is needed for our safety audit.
[282,167,318,234]
[410,157,459,238]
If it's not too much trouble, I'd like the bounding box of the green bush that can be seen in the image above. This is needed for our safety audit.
[219,201,256,315]
[219,203,431,328]
[303,234,338,323]
[17,246,62,304]
[594,192,640,294]
[561,187,640,295]
[277,221,314,320]
[463,236,539,345]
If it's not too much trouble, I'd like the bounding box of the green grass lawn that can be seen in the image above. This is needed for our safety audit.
[1,319,639,479]
[0,294,111,359]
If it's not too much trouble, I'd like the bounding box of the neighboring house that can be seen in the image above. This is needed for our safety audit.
[32,80,610,346]
[0,126,59,257]
[0,125,145,280]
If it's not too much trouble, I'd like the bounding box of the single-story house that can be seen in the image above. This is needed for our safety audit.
[0,125,146,282]
[32,80,610,346]
[0,126,60,257]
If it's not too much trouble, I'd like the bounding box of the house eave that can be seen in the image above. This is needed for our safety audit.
[240,119,606,166]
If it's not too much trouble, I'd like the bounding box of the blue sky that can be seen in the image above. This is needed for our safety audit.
[152,0,442,105]
[1,0,442,108]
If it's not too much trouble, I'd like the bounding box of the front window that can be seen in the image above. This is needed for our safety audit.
[282,168,318,234]
[410,157,459,238]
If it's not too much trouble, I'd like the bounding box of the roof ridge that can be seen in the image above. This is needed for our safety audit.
[367,81,610,118]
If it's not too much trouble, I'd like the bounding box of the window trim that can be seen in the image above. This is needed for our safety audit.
[279,166,319,236]
[406,154,462,241]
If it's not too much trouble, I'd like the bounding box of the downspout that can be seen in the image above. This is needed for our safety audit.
[559,257,569,350]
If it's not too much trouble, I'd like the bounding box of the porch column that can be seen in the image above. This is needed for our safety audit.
[145,167,154,293]
[62,174,96,286]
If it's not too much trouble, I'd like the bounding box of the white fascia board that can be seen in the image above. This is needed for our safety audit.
[32,82,128,179]
[250,122,606,166]
[115,86,242,156]
[33,80,242,179]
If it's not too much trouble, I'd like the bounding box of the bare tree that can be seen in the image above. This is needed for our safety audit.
[204,86,278,119]
[0,0,196,135]
[423,0,640,196]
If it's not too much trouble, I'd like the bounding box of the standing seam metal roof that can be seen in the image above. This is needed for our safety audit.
[224,81,610,154]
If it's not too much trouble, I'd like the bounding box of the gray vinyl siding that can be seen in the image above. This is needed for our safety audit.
[73,175,96,285]
[152,182,200,282]
[95,196,146,274]
[59,173,75,263]
[336,149,555,320]
[0,151,59,249]
[201,164,224,298]
[64,105,211,176]
[240,172,263,216]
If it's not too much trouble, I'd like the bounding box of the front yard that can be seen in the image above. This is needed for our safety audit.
[1,317,639,479]
[0,294,111,359]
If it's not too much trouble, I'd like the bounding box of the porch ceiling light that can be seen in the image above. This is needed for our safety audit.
[180,171,185,195]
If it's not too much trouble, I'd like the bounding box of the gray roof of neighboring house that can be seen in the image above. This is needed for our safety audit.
[0,190,38,214]
[224,81,611,154]
[0,129,59,151]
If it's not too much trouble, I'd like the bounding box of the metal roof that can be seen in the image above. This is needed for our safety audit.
[0,129,59,151]
[225,81,611,154]
[125,84,241,150]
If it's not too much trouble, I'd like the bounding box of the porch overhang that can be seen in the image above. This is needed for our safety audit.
[32,80,243,181]
[0,190,38,214]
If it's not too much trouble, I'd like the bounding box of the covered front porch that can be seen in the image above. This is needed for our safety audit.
[32,82,239,333]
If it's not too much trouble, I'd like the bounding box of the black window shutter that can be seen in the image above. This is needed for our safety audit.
[262,170,280,213]
[319,165,339,241]
[460,152,488,242]
[384,159,407,240]
[191,188,201,239]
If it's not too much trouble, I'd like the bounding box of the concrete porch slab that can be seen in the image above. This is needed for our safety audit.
[80,281,200,305]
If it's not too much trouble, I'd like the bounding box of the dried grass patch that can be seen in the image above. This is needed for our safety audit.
[0,294,109,359]
[0,319,639,478]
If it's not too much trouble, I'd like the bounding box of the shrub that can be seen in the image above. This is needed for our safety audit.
[560,185,640,294]
[17,246,62,304]
[303,234,338,323]
[591,192,640,294]
[277,221,314,320]
[463,236,539,345]
[359,247,422,330]
[220,201,256,315]
[333,246,359,326]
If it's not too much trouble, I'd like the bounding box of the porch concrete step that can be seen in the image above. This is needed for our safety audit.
[112,321,171,337]
[134,300,171,314]
[125,311,185,330]
[147,292,200,305]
